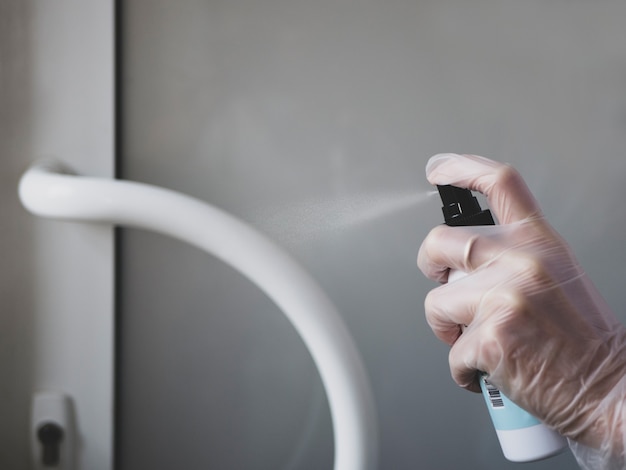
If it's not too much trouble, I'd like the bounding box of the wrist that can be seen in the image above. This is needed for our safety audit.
[561,342,626,454]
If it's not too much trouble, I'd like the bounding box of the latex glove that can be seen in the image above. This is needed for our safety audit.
[418,153,626,469]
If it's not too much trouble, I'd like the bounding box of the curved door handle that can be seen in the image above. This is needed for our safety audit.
[19,161,378,470]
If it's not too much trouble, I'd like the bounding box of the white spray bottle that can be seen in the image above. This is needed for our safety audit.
[436,184,568,462]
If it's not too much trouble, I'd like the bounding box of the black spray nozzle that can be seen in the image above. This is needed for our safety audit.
[437,185,495,227]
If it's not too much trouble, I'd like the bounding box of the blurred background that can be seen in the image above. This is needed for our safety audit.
[4,1,626,468]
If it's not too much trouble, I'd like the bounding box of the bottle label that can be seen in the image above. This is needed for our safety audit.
[480,376,541,431]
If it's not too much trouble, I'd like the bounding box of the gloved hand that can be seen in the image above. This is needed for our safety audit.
[418,153,626,468]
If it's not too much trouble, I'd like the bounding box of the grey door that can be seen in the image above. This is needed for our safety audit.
[114,1,626,469]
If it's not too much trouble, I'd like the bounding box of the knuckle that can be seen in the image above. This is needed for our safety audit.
[493,163,522,190]
[424,290,459,345]
[477,322,505,359]
[481,286,525,316]
[417,227,437,262]
[427,223,449,244]
[418,224,451,279]
[448,344,462,367]
[480,287,532,341]
[423,289,437,316]
[510,252,551,285]
[448,347,477,389]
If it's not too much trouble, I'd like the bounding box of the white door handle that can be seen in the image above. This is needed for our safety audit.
[19,161,378,470]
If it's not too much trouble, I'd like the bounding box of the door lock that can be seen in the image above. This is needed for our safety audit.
[37,422,64,467]
[32,392,75,470]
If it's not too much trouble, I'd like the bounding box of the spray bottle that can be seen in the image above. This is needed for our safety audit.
[436,184,568,462]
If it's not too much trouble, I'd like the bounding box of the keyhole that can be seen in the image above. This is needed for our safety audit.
[37,422,64,467]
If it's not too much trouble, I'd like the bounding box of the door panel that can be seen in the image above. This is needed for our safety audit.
[117,1,626,469]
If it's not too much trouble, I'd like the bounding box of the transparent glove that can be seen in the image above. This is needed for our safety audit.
[417,153,626,469]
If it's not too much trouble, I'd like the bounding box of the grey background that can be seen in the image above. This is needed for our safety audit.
[117,1,626,469]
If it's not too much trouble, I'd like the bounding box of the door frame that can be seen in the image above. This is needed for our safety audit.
[25,1,116,469]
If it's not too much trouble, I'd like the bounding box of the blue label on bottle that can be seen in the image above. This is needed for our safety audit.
[480,375,541,431]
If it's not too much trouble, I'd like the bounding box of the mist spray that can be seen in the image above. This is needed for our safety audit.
[436,184,568,462]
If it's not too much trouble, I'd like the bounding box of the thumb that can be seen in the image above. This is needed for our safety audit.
[426,153,543,225]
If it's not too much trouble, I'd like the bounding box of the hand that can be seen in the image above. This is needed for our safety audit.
[418,154,626,455]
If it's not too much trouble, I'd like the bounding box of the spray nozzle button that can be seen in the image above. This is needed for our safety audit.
[436,184,494,227]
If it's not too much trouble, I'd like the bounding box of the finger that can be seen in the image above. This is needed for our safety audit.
[448,328,483,393]
[424,273,487,345]
[425,153,543,224]
[449,287,518,393]
[448,314,506,393]
[417,223,501,282]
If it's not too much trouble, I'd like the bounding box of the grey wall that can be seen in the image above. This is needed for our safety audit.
[117,1,626,469]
